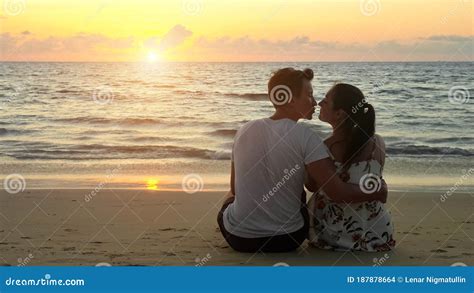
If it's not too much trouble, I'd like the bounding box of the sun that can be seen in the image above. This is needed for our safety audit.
[147,51,160,62]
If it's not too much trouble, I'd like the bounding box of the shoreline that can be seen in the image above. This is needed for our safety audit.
[3,183,473,193]
[5,188,474,194]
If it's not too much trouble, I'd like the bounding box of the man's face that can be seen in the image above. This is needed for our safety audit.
[290,79,316,120]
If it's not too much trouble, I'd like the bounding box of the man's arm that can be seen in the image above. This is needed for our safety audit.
[304,171,318,192]
[305,158,387,203]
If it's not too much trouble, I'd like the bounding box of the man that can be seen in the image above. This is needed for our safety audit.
[217,68,386,253]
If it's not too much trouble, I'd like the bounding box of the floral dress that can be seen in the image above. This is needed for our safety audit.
[307,153,395,252]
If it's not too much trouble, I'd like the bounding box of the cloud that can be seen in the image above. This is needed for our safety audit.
[422,35,473,42]
[0,25,194,61]
[0,32,135,60]
[144,25,193,51]
[0,27,472,61]
[187,34,473,61]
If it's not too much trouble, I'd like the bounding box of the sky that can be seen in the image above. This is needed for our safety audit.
[0,0,472,62]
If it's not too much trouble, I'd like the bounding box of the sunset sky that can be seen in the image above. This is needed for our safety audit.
[0,0,472,62]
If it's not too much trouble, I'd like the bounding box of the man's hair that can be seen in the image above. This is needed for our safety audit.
[267,67,314,106]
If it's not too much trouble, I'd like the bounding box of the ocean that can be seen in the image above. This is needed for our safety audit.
[1,62,473,191]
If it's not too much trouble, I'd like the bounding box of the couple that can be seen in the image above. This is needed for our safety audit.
[217,68,395,253]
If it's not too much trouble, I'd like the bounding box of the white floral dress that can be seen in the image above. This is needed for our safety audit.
[307,153,395,252]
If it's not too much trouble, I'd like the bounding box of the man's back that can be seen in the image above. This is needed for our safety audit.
[223,118,329,238]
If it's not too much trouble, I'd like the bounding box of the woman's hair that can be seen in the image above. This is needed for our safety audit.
[268,68,313,106]
[329,83,375,168]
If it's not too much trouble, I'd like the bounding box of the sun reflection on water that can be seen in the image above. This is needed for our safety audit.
[146,179,160,190]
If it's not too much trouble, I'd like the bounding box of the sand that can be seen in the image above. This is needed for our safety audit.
[0,189,472,266]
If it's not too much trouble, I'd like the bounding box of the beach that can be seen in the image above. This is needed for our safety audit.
[1,62,473,267]
[1,189,472,266]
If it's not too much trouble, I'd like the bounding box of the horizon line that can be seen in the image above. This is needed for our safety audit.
[1,60,472,63]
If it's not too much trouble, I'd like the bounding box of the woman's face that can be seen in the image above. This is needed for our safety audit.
[318,90,344,126]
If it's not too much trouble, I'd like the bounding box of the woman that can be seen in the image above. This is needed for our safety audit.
[307,83,395,252]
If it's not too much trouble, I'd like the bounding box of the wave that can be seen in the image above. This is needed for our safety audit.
[56,89,81,94]
[54,117,166,126]
[170,90,268,101]
[387,145,473,157]
[2,139,472,161]
[53,116,243,130]
[121,118,165,126]
[410,86,435,91]
[55,117,115,124]
[80,129,141,135]
[224,93,268,101]
[0,142,226,161]
[207,150,231,160]
[153,84,176,89]
[124,136,184,143]
[378,89,412,95]
[30,98,50,104]
[0,86,16,91]
[173,89,207,96]
[0,128,34,135]
[208,129,237,137]
[425,137,474,144]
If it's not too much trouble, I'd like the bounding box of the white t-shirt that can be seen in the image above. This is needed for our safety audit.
[223,118,329,238]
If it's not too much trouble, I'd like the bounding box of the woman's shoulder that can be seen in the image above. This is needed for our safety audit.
[348,134,386,164]
[369,134,386,165]
[372,134,386,151]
